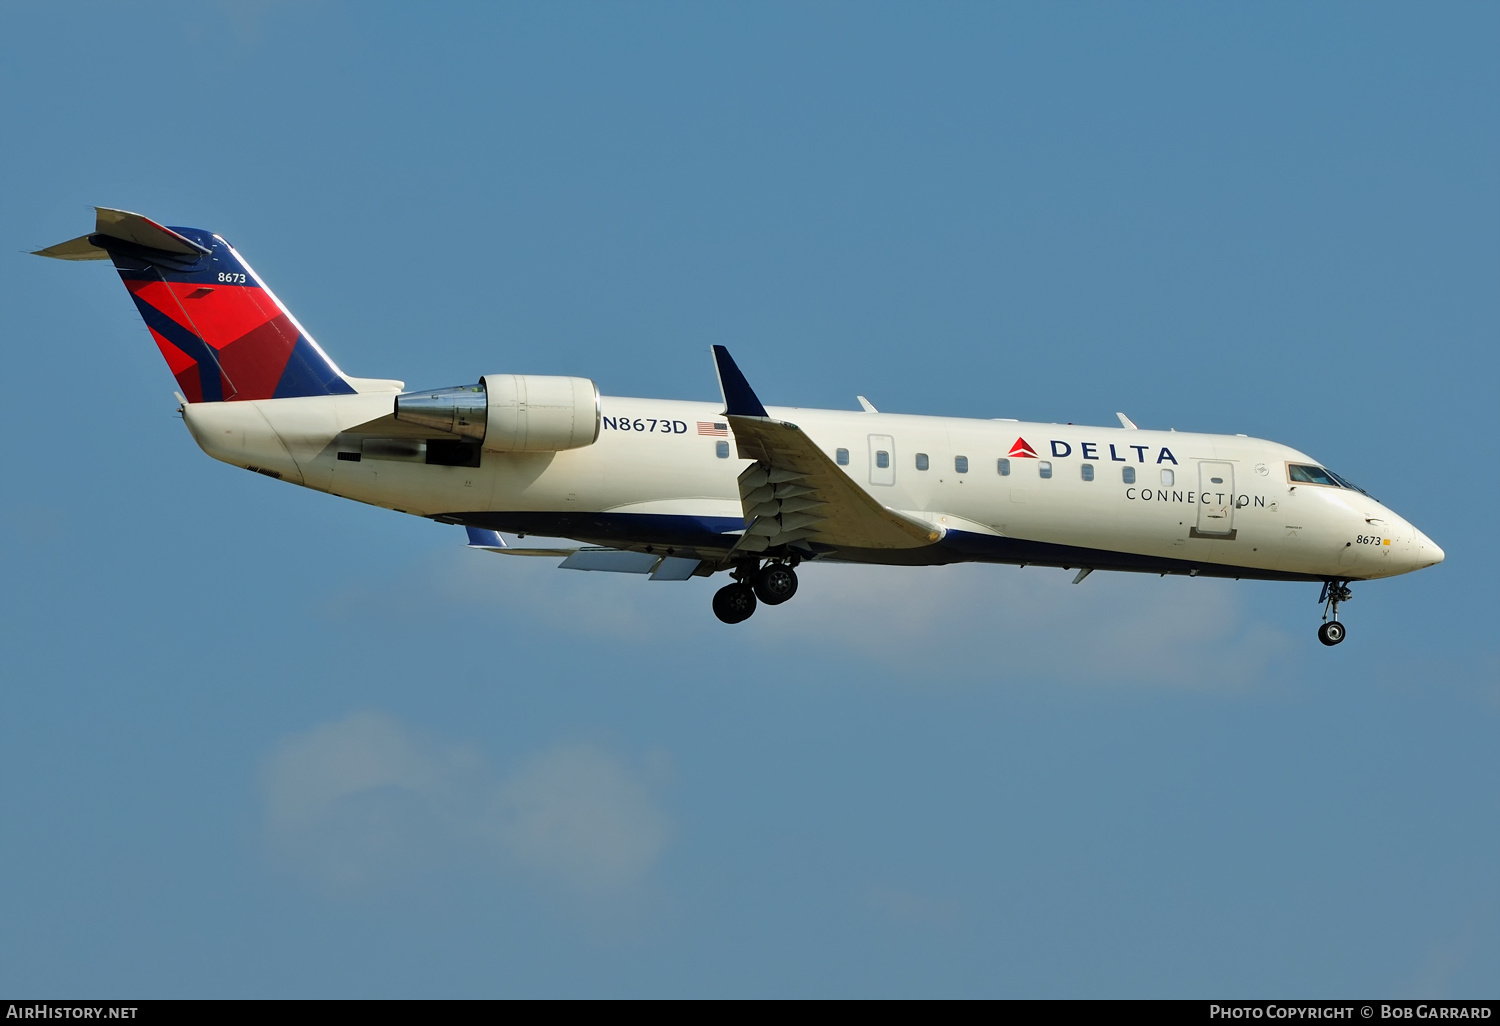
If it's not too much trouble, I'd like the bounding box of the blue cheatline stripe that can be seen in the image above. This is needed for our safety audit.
[935,529,1327,582]
[454,512,745,553]
[128,290,226,402]
[440,511,1334,583]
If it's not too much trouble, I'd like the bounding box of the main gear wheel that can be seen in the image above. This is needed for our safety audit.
[752,564,799,605]
[712,582,757,624]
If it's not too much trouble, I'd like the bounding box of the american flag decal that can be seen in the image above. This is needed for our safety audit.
[698,421,728,437]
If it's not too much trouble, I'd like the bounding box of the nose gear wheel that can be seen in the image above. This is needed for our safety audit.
[1317,580,1352,646]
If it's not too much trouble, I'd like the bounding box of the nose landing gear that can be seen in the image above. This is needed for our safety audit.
[712,559,800,623]
[1317,580,1352,646]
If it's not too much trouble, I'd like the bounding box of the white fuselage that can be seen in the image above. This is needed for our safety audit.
[181,391,1444,582]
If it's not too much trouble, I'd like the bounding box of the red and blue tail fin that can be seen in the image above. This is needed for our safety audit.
[35,208,356,402]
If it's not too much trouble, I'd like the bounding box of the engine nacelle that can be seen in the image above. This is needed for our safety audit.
[479,374,600,452]
[393,374,600,452]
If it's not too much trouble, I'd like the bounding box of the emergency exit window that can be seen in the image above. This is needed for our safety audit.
[875,450,890,469]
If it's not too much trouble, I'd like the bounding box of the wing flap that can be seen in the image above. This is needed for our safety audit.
[560,549,660,573]
[465,529,701,579]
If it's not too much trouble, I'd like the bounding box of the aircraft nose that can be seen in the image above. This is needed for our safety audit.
[1414,531,1444,568]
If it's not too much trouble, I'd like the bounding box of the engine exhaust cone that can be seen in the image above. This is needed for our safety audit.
[393,384,487,440]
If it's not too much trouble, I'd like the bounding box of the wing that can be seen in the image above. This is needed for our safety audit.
[712,346,942,556]
[463,527,701,579]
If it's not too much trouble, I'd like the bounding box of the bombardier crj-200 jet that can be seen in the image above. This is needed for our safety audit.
[37,208,1445,644]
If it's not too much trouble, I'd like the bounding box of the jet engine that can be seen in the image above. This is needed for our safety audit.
[393,374,601,452]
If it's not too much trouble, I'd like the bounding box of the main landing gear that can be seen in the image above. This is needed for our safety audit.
[1317,579,1352,646]
[712,559,800,624]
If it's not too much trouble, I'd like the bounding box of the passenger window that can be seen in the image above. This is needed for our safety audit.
[955,455,968,474]
[1081,464,1094,482]
[1039,461,1052,479]
[1161,468,1174,487]
[1122,466,1135,484]
[836,448,849,466]
[997,458,1011,476]
[716,440,730,459]
[875,450,890,469]
[915,453,929,471]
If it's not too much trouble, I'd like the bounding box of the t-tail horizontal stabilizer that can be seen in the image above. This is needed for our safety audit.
[33,207,210,264]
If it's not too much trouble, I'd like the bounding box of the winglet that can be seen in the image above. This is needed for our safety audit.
[1116,412,1138,430]
[711,346,769,418]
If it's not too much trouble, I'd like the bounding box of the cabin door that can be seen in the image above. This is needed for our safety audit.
[868,434,895,486]
[1195,461,1236,537]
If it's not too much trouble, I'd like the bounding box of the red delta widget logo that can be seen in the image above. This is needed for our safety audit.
[1010,437,1178,465]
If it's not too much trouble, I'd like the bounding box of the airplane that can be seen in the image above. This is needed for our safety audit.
[34,208,1445,645]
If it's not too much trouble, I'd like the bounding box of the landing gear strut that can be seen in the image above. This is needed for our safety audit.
[712,559,800,624]
[1317,580,1352,646]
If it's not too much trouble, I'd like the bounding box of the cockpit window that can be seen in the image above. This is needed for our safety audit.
[1324,468,1368,495]
[1288,464,1342,487]
[1287,463,1373,497]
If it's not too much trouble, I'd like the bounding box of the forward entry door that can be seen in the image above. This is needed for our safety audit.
[868,434,895,486]
[1195,461,1236,537]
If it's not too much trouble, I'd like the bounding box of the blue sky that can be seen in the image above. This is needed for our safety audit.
[1,1,1496,997]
